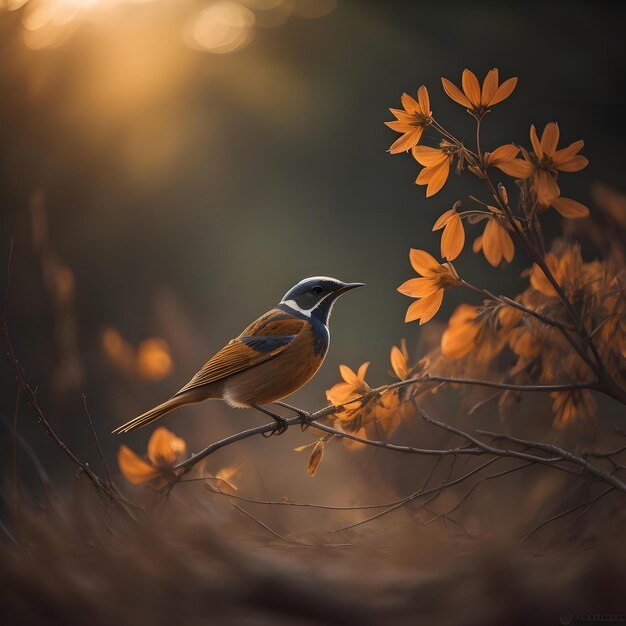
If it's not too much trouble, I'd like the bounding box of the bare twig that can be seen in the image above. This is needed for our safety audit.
[1,323,138,515]
[474,428,626,493]
[336,458,501,532]
[232,503,353,548]
[520,486,615,544]
[82,393,114,487]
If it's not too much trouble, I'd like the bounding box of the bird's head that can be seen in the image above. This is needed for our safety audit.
[279,277,365,324]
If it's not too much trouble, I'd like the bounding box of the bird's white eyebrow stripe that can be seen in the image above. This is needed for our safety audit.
[280,291,337,318]
[280,299,312,317]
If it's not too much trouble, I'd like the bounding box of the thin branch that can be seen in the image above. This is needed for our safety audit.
[202,484,404,511]
[336,458,501,532]
[172,377,605,483]
[423,461,535,524]
[1,323,136,513]
[474,428,626,493]
[520,486,614,544]
[82,393,114,487]
[460,279,577,333]
[232,503,353,548]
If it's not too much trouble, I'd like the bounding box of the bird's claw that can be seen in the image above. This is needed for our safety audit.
[262,417,288,437]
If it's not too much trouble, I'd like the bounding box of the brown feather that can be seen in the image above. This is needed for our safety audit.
[221,322,325,407]
[113,309,314,433]
[173,309,306,397]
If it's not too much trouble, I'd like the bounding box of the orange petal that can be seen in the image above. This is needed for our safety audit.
[553,139,584,163]
[432,208,456,231]
[534,171,560,206]
[118,445,159,484]
[441,77,472,108]
[494,158,534,179]
[425,159,450,196]
[326,382,359,405]
[530,124,543,158]
[148,426,186,466]
[390,346,409,379]
[441,213,465,260]
[409,248,441,275]
[420,289,445,324]
[339,364,360,386]
[551,197,589,218]
[482,219,502,267]
[389,127,424,154]
[389,108,418,123]
[416,165,435,185]
[540,122,560,156]
[215,462,243,489]
[556,155,589,172]
[385,120,411,132]
[405,289,444,324]
[412,145,447,166]
[481,68,499,106]
[530,261,558,297]
[397,277,439,298]
[461,69,481,107]
[417,84,430,114]
[486,143,520,165]
[357,361,370,381]
[488,76,517,106]
[472,234,483,253]
[500,226,515,263]
[401,92,420,114]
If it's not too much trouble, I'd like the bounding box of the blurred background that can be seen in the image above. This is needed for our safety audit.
[1,0,625,523]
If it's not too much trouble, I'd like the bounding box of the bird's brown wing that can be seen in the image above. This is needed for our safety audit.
[173,309,306,397]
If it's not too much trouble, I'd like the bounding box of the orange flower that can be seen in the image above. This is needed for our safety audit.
[529,253,560,297]
[441,304,480,360]
[398,249,460,324]
[529,246,590,299]
[206,462,244,495]
[525,123,589,217]
[497,304,523,330]
[326,362,371,416]
[118,426,186,484]
[386,85,432,154]
[508,324,542,361]
[472,212,514,267]
[484,144,534,179]
[441,68,517,117]
[441,304,506,362]
[412,146,451,196]
[432,207,465,261]
[550,389,595,429]
[373,389,409,437]
[136,338,172,381]
[390,339,411,380]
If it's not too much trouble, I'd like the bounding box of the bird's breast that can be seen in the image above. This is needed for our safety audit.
[222,322,328,407]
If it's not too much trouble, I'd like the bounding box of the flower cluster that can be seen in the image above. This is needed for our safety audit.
[118,426,242,491]
[387,68,590,329]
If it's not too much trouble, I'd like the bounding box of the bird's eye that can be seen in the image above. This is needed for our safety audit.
[311,286,323,295]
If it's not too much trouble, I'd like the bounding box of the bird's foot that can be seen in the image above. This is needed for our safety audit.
[261,416,288,437]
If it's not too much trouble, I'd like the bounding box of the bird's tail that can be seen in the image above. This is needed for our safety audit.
[112,395,192,434]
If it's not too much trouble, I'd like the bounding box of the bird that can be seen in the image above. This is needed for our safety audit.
[112,277,364,436]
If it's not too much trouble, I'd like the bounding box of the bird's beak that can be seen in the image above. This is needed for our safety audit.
[338,282,366,293]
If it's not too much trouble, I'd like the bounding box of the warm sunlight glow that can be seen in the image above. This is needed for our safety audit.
[184,1,255,54]
[12,0,157,48]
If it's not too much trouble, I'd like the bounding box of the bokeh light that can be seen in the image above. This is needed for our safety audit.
[184,1,255,54]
